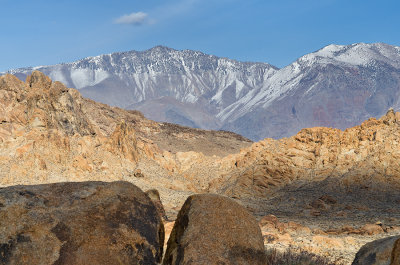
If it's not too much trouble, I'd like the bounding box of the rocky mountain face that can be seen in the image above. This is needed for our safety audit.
[210,109,400,200]
[166,108,400,208]
[3,43,400,141]
[0,71,250,188]
[223,43,400,140]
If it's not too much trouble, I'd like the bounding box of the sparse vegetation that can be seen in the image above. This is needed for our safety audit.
[265,248,337,265]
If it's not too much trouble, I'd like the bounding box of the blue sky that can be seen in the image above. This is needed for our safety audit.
[1,0,400,71]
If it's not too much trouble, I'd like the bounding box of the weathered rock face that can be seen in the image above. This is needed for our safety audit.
[0,71,251,188]
[352,235,400,265]
[0,181,164,265]
[163,194,266,265]
[146,189,168,221]
[0,71,143,186]
[208,109,400,199]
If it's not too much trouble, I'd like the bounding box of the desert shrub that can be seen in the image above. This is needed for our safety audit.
[265,248,337,265]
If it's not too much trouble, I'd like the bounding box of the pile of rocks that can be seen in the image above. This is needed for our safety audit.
[0,181,266,265]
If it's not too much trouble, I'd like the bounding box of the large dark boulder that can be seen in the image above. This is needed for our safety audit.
[0,181,164,265]
[146,189,168,221]
[352,235,400,265]
[163,193,266,265]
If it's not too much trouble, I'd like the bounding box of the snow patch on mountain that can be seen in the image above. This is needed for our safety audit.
[3,42,400,140]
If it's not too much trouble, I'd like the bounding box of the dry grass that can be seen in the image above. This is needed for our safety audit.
[265,248,338,265]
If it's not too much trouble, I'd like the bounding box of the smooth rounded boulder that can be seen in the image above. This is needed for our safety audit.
[352,235,400,265]
[163,193,266,265]
[0,181,164,265]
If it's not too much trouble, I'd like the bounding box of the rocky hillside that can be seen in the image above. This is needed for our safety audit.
[1,72,399,264]
[1,71,400,214]
[211,109,400,199]
[3,43,400,141]
[0,72,250,189]
[156,108,400,238]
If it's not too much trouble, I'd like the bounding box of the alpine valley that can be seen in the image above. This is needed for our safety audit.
[4,43,400,141]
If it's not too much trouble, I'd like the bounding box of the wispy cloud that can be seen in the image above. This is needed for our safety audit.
[113,1,205,27]
[114,12,149,25]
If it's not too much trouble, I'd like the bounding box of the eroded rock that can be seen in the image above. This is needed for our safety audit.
[352,235,400,265]
[146,189,168,221]
[163,193,266,265]
[0,181,164,265]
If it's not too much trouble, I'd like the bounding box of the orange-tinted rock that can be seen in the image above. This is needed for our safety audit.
[286,221,311,235]
[360,224,384,235]
[259,214,279,227]
[211,109,400,200]
[163,194,266,265]
[310,198,330,210]
[163,221,175,253]
[319,195,337,204]
[0,181,164,265]
[263,232,293,245]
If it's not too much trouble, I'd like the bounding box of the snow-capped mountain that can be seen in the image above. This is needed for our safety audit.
[3,46,277,131]
[220,43,400,139]
[3,43,400,140]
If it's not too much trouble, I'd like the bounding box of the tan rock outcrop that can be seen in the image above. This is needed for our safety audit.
[207,109,400,199]
[0,72,143,186]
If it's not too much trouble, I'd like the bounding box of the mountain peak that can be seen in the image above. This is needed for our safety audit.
[147,45,176,53]
[294,42,400,67]
[4,43,400,141]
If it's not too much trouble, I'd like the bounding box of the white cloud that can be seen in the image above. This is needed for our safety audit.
[114,12,148,25]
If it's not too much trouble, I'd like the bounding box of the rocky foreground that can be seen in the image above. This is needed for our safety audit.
[0,181,267,265]
[0,72,400,264]
[1,181,399,264]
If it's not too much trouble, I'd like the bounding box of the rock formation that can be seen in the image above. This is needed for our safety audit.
[208,109,400,200]
[0,71,141,186]
[0,71,250,189]
[163,194,266,265]
[146,189,168,221]
[0,181,164,265]
[352,235,400,265]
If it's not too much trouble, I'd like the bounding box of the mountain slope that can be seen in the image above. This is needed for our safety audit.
[3,46,277,131]
[221,43,400,139]
[3,43,400,140]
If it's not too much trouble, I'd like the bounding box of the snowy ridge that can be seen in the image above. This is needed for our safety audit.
[3,42,400,140]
